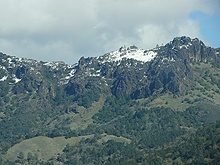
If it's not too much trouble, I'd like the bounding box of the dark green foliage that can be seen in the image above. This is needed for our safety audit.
[142,121,220,165]
[41,66,54,80]
[74,88,100,108]
[184,104,220,125]
[53,86,66,106]
[84,104,209,148]
[215,89,220,94]
[0,82,9,97]
[92,95,133,123]
[62,116,220,165]
[62,138,140,165]
[217,79,220,89]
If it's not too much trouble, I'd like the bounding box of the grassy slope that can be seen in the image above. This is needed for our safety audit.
[3,136,87,161]
[98,133,131,144]
[3,134,131,162]
[48,94,106,131]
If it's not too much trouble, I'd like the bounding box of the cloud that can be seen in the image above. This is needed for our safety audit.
[0,0,219,64]
[0,38,74,62]
[135,19,201,48]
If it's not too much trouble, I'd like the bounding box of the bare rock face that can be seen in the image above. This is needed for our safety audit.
[1,36,220,103]
[166,36,219,63]
[15,66,29,79]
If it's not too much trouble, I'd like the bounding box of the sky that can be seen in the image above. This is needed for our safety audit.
[0,0,219,64]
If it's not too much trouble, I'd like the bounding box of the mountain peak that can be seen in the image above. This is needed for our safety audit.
[168,36,205,49]
[97,45,157,63]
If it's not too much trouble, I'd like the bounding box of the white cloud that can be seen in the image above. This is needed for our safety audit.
[135,19,202,48]
[0,0,219,64]
[0,38,77,63]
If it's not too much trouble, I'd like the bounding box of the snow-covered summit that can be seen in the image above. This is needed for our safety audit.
[98,46,157,63]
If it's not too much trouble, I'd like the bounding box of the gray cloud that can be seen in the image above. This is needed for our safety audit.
[0,0,219,64]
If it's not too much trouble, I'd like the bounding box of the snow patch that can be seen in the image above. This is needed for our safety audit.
[7,58,12,64]
[13,77,21,83]
[0,65,7,71]
[67,64,77,69]
[96,69,101,73]
[161,57,175,63]
[69,69,76,76]
[179,42,192,49]
[100,46,157,63]
[89,73,100,77]
[43,62,58,70]
[0,76,8,81]
[64,69,76,80]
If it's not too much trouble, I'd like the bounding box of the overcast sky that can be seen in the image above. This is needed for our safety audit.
[0,0,219,64]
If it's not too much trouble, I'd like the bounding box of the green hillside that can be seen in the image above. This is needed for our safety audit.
[0,36,220,164]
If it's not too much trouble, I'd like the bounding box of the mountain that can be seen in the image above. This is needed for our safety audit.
[0,36,220,164]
